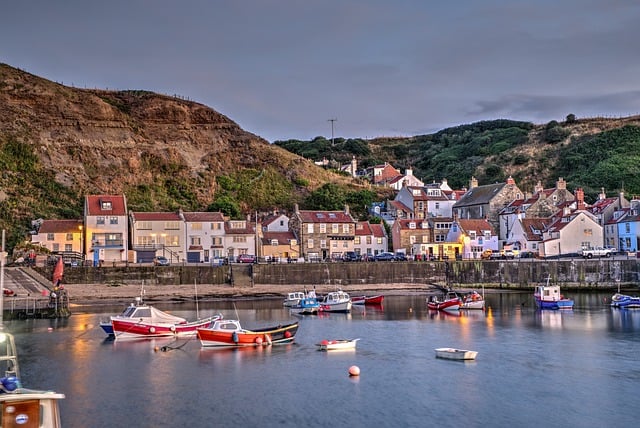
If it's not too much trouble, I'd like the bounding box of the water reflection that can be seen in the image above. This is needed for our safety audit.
[609,308,640,332]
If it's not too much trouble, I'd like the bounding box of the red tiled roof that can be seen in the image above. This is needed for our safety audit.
[369,223,386,238]
[458,219,494,234]
[262,231,296,245]
[85,195,127,216]
[38,219,83,233]
[355,221,373,236]
[182,212,225,222]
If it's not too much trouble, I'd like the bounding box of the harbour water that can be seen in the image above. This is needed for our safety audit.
[5,292,639,428]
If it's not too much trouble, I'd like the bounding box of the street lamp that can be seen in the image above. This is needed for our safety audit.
[79,225,84,264]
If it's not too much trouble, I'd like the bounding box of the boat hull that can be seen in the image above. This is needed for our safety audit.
[351,295,384,305]
[534,297,574,310]
[316,338,360,351]
[320,301,352,313]
[435,348,478,360]
[111,316,220,340]
[460,300,484,310]
[427,299,461,312]
[610,293,640,308]
[197,322,299,347]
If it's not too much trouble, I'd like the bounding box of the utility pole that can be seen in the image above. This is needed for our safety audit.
[328,118,337,146]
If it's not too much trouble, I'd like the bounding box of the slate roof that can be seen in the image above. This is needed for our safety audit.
[38,219,83,233]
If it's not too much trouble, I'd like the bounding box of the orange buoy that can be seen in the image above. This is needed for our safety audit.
[349,365,360,377]
[255,336,263,345]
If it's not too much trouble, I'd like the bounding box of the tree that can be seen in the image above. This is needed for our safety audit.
[207,195,241,219]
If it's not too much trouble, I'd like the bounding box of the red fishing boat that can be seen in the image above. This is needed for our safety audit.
[102,296,222,340]
[427,291,462,312]
[351,295,384,305]
[197,319,298,347]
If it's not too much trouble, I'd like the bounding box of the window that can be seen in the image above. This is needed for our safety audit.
[212,237,223,246]
[110,217,118,225]
[422,236,429,243]
[65,244,73,252]
[137,221,152,230]
[409,222,416,229]
[233,236,247,243]
[212,222,222,230]
[66,233,73,241]
[166,221,180,230]
[97,216,105,225]
[47,233,54,241]
[342,224,350,234]
[583,229,593,236]
[101,201,112,210]
[410,235,416,244]
[626,223,631,233]
[137,235,155,246]
[307,239,314,248]
[271,239,278,246]
[307,224,314,234]
[332,224,339,233]
[191,223,202,231]
[435,235,445,242]
[190,237,202,246]
[166,235,180,246]
[230,221,246,229]
[377,237,383,244]
[52,243,59,252]
[319,224,326,233]
[354,237,361,244]
[320,239,327,248]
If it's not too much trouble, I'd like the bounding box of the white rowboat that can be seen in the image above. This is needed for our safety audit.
[434,347,478,360]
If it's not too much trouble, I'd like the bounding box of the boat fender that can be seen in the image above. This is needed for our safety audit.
[232,332,239,343]
[284,331,292,338]
[255,337,263,345]
[170,325,176,332]
[149,327,156,334]
[264,334,272,345]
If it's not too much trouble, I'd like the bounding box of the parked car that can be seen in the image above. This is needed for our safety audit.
[3,288,15,296]
[481,250,493,260]
[394,252,408,261]
[153,256,170,266]
[236,254,256,264]
[342,251,362,262]
[518,251,536,259]
[374,252,396,261]
[502,250,515,259]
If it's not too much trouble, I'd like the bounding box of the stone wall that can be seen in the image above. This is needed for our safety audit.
[43,259,640,290]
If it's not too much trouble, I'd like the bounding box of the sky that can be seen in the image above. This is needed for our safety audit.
[3,1,640,143]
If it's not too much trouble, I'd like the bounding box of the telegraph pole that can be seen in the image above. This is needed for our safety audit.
[328,118,337,146]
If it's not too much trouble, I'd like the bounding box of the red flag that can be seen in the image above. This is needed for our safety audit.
[52,257,64,287]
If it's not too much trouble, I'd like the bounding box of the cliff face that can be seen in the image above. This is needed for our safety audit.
[0,63,345,210]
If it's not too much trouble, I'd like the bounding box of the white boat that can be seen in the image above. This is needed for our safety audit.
[0,332,65,427]
[460,290,485,310]
[283,291,307,307]
[319,290,352,313]
[434,347,478,360]
[316,338,360,351]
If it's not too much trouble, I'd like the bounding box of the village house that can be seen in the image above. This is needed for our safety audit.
[289,204,357,261]
[223,217,257,262]
[538,190,603,257]
[259,212,299,261]
[387,168,424,190]
[588,188,629,228]
[510,218,553,256]
[365,162,402,185]
[453,176,523,238]
[611,198,640,252]
[30,219,83,264]
[84,195,128,266]
[354,221,388,259]
[129,211,184,264]
[182,211,226,263]
[446,218,498,259]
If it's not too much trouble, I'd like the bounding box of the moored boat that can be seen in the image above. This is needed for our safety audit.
[283,291,307,307]
[460,290,485,310]
[610,293,640,308]
[316,338,360,351]
[351,295,384,305]
[320,290,352,313]
[0,332,65,428]
[534,276,574,310]
[103,296,222,340]
[427,291,462,311]
[197,319,299,347]
[435,347,478,360]
[289,297,321,315]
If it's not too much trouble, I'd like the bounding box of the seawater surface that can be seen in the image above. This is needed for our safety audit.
[5,292,639,428]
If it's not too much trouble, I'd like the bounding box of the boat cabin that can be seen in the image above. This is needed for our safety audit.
[207,320,243,332]
[323,291,350,304]
[535,284,562,302]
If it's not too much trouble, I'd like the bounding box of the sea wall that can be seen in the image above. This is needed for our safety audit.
[46,258,640,290]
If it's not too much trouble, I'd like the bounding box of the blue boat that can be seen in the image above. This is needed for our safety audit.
[610,293,640,309]
[534,276,574,310]
[289,297,320,315]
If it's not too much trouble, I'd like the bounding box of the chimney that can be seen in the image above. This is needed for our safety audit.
[294,203,299,214]
[344,204,350,215]
[506,176,515,185]
[534,181,543,193]
[556,177,567,190]
[599,187,606,200]
[470,177,478,189]
[576,188,585,210]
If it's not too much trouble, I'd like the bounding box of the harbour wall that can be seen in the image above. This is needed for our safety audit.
[39,259,640,291]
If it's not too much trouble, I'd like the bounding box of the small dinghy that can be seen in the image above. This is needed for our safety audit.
[316,338,360,351]
[434,347,478,360]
